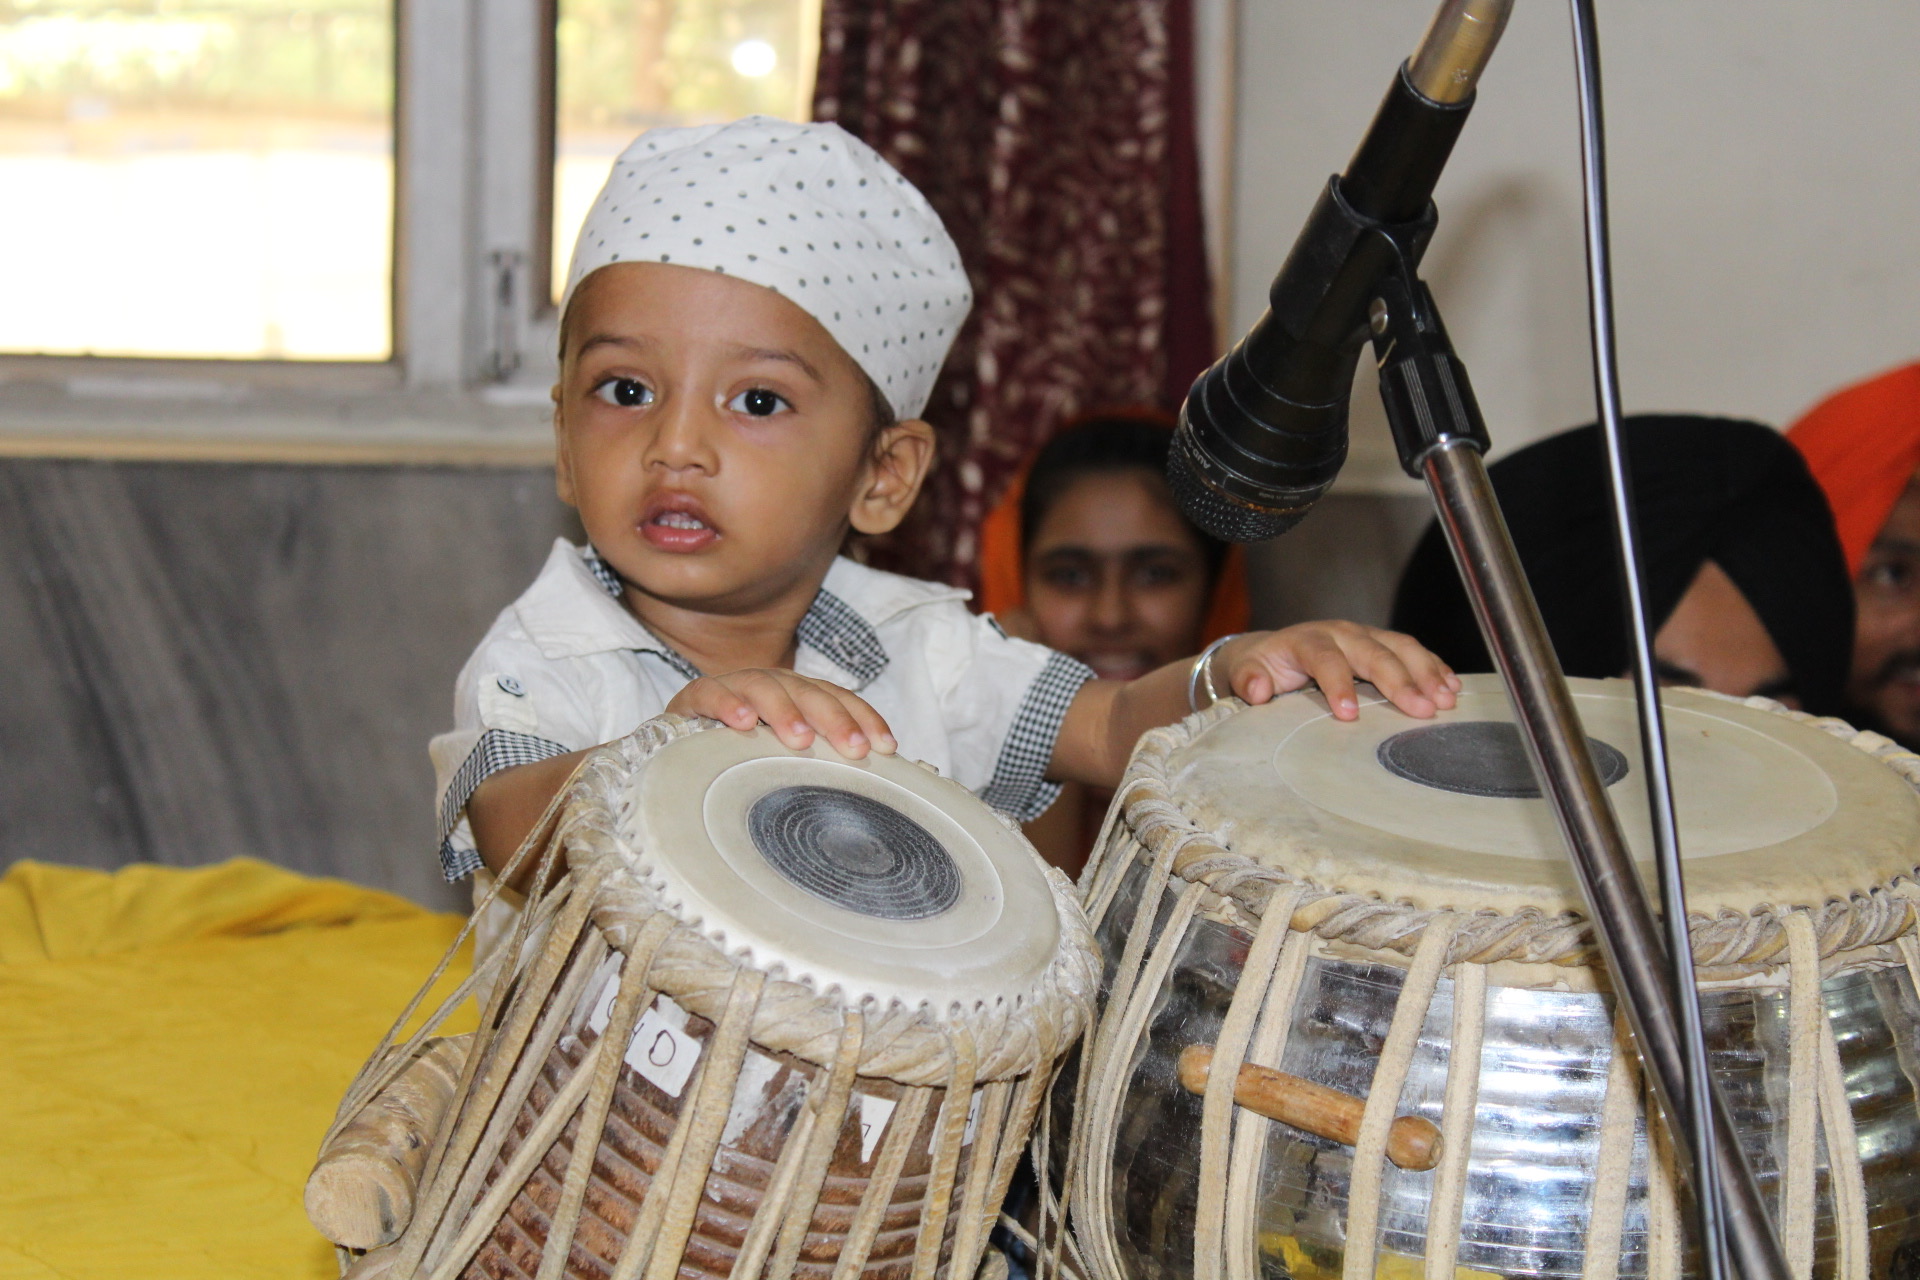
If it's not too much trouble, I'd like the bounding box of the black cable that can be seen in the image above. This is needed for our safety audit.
[1562,3,1729,1276]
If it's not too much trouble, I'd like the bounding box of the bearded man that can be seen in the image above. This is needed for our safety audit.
[1790,362,1920,746]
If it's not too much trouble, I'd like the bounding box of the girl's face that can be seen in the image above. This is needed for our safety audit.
[1022,468,1214,682]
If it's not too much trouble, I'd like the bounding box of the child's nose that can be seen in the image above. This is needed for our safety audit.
[643,396,720,472]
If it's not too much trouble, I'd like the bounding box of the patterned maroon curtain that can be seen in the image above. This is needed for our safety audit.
[814,0,1215,588]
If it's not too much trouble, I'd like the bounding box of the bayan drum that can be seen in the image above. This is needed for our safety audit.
[1064,676,1920,1280]
[318,715,1096,1280]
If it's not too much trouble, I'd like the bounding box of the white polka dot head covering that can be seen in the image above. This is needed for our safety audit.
[563,116,972,421]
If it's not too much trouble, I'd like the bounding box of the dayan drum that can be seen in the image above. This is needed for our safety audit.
[1063,675,1920,1280]
[316,715,1096,1280]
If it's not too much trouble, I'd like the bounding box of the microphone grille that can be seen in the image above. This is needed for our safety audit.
[1166,433,1309,543]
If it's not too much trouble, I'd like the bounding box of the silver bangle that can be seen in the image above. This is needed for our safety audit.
[1187,633,1242,712]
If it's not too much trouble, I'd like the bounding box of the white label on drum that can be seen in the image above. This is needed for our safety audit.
[856,1093,896,1163]
[576,954,624,1035]
[586,986,702,1098]
[927,1089,983,1155]
[720,1049,786,1146]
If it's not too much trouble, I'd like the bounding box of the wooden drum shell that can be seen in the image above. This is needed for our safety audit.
[318,719,1098,1280]
[466,953,974,1280]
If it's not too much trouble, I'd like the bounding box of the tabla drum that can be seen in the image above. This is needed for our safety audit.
[322,715,1097,1280]
[1063,675,1920,1280]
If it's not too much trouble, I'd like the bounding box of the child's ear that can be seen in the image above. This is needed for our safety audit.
[850,419,936,535]
[552,390,579,508]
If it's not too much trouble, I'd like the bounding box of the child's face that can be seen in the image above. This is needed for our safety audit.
[555,263,921,613]
[1023,468,1214,682]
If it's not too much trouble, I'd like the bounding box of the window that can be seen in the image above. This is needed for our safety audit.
[0,0,819,436]
[0,0,394,361]
[552,0,818,301]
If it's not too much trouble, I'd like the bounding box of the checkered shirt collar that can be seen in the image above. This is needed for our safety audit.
[582,545,890,689]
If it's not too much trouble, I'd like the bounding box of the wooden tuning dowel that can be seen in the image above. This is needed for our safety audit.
[1178,1043,1442,1172]
[305,1034,471,1250]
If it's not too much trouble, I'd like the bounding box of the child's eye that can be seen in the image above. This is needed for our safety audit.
[593,377,653,407]
[727,387,791,417]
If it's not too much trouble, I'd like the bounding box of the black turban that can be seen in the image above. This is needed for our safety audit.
[1390,415,1854,715]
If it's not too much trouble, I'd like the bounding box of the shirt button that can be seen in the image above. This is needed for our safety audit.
[496,675,526,697]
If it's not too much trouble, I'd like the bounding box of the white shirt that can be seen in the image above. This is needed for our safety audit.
[430,539,1093,880]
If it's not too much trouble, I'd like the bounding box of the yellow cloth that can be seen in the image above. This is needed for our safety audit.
[0,858,472,1280]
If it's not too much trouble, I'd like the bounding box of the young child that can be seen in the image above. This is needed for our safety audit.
[430,117,1457,914]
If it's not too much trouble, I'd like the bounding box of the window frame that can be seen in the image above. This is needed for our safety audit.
[0,0,563,460]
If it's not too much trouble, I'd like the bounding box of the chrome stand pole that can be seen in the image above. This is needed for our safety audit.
[1420,440,1790,1280]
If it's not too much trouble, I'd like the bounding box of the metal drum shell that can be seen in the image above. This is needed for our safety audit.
[1083,857,1920,1280]
[1064,683,1920,1280]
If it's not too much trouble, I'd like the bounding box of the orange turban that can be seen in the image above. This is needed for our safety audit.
[976,463,1251,644]
[1787,361,1920,576]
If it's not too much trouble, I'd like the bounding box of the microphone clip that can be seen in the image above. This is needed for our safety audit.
[1367,250,1491,476]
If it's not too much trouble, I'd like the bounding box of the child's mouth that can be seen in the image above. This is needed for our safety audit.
[640,497,719,552]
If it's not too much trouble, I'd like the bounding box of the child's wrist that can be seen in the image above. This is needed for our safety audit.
[1187,633,1245,712]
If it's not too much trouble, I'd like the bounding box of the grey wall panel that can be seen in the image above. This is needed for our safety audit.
[0,459,576,910]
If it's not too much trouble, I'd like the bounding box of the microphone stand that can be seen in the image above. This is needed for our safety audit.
[1362,225,1788,1280]
[1171,3,1793,1269]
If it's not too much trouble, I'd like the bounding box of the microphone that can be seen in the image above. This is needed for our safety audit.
[1168,0,1513,542]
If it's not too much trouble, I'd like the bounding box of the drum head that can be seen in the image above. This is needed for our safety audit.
[630,726,1061,1010]
[1168,675,1920,918]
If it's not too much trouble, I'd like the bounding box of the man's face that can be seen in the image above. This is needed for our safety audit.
[1651,559,1796,706]
[553,263,879,616]
[1848,474,1920,743]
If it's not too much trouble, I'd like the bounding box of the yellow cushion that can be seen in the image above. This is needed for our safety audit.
[0,858,472,1279]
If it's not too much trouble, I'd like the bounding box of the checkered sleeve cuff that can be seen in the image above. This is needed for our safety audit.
[437,729,571,881]
[980,650,1096,823]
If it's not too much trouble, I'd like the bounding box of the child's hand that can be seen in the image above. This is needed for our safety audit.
[667,670,898,758]
[1216,624,1460,721]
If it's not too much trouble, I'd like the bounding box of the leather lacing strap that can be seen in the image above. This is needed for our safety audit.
[330,754,594,1139]
[1783,911,1869,1280]
[325,880,567,1143]
[1051,793,1190,1280]
[1032,1020,1097,1280]
[415,927,608,1268]
[1194,885,1303,1280]
[950,1078,1014,1273]
[1423,956,1485,1280]
[1783,911,1822,1277]
[1073,879,1207,1280]
[1340,920,1453,1280]
[536,916,676,1280]
[1224,892,1313,1280]
[836,1088,935,1280]
[913,1026,981,1280]
[425,1036,607,1280]
[423,910,661,1278]
[631,968,769,1280]
[1579,1012,1640,1280]
[399,861,612,1277]
[757,1008,865,1280]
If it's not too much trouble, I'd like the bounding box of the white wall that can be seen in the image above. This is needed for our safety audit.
[1227,1,1920,492]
